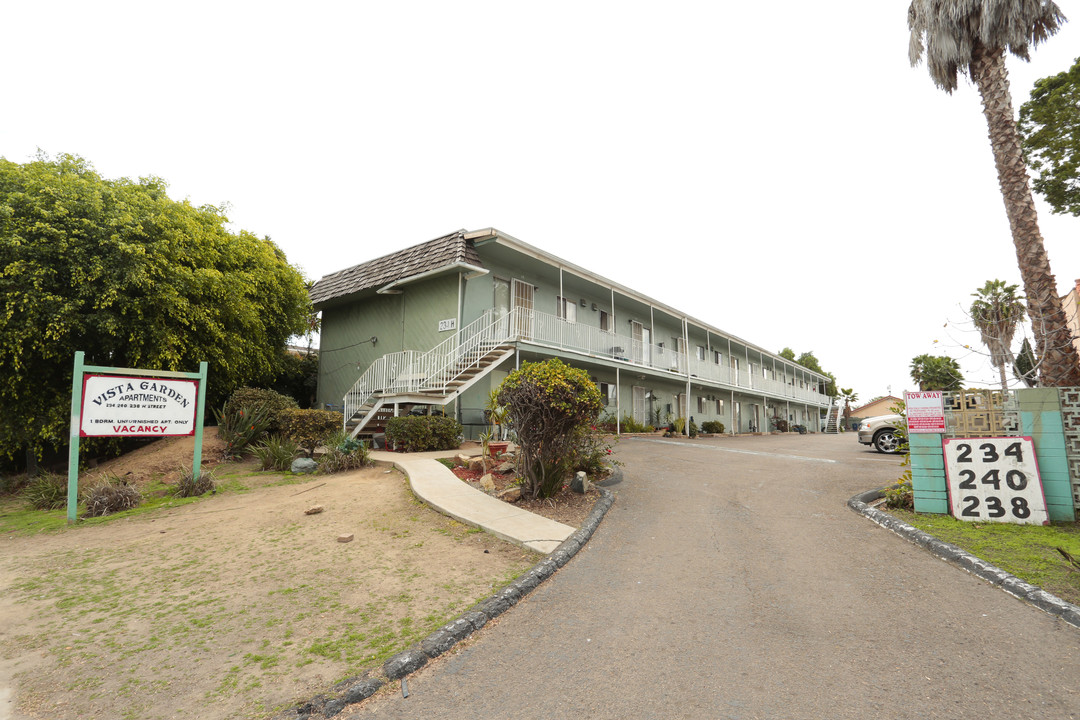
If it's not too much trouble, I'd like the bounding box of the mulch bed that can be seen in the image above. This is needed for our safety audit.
[449,463,601,529]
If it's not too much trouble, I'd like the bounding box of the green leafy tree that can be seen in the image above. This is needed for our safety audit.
[1014,337,1038,387]
[784,350,837,397]
[838,387,858,427]
[970,280,1026,391]
[0,153,310,468]
[908,0,1080,387]
[496,358,603,499]
[1019,57,1080,216]
[910,354,964,391]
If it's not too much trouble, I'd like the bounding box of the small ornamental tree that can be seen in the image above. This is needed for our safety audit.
[497,359,603,499]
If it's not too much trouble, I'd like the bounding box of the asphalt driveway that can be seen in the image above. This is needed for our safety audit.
[348,433,1080,719]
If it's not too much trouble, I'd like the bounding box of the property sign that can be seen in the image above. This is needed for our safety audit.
[943,437,1049,525]
[80,374,199,437]
[905,390,946,433]
[438,318,457,332]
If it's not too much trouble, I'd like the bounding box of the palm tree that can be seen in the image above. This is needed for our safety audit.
[970,279,1026,390]
[908,0,1080,387]
[839,387,858,428]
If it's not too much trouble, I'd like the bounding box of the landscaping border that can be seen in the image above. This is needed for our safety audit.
[848,488,1080,629]
[281,485,616,719]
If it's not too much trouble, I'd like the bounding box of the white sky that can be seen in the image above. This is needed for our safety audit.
[3,1,1079,406]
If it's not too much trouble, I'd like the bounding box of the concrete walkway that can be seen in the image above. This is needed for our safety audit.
[369,450,575,554]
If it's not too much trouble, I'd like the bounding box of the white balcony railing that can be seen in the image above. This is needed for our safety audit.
[344,307,830,423]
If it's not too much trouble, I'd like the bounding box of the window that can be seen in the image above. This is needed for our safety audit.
[716,399,724,415]
[713,351,722,365]
[696,345,706,361]
[600,310,610,332]
[556,296,577,323]
[598,382,612,405]
[697,396,707,414]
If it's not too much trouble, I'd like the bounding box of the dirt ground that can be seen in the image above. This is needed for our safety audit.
[0,432,566,720]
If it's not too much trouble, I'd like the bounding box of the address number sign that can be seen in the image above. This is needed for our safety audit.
[942,437,1049,525]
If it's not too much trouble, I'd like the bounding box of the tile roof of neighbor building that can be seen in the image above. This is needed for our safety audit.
[309,229,484,306]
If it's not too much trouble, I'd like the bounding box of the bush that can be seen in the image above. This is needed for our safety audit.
[570,425,619,477]
[882,478,913,510]
[770,417,790,432]
[497,359,603,499]
[83,475,141,517]
[280,408,343,457]
[384,415,463,453]
[318,431,372,474]
[214,403,274,458]
[251,434,301,472]
[619,414,655,433]
[224,387,299,431]
[174,467,216,498]
[23,472,68,510]
[701,420,725,434]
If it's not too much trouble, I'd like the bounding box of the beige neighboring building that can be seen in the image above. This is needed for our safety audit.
[850,395,903,421]
[1063,279,1080,358]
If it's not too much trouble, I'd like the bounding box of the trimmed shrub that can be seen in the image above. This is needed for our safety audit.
[280,408,343,457]
[224,387,299,431]
[174,466,216,498]
[214,403,274,458]
[384,416,463,453]
[83,475,141,517]
[24,472,68,510]
[497,359,603,499]
[570,425,619,477]
[701,420,725,434]
[251,434,301,472]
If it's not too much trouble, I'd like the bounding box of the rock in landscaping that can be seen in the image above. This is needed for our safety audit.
[570,471,590,494]
[454,453,471,467]
[304,505,324,515]
[291,457,318,474]
[337,533,354,543]
[497,487,522,503]
[467,456,486,473]
[495,460,515,473]
[479,473,496,492]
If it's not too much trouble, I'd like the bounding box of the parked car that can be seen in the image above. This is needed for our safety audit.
[857,414,904,454]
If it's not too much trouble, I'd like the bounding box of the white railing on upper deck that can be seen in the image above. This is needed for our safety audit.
[522,308,829,405]
[343,307,830,424]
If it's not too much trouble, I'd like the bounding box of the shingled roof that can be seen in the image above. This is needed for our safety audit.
[309,229,484,306]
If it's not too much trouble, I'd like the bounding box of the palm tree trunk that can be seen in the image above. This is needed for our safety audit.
[971,43,1080,387]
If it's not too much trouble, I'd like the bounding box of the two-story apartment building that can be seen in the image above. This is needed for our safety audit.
[309,228,832,440]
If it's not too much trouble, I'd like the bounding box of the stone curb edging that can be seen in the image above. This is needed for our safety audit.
[282,486,616,719]
[848,487,1080,629]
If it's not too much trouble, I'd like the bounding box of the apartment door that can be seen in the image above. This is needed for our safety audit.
[632,386,646,426]
[494,278,510,338]
[631,321,643,364]
[511,279,533,340]
[734,402,742,432]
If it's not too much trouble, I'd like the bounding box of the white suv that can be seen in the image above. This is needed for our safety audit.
[857,414,904,454]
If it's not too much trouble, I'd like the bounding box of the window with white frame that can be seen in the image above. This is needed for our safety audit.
[600,310,610,332]
[713,350,722,365]
[556,296,577,323]
[696,345,706,361]
[716,398,724,415]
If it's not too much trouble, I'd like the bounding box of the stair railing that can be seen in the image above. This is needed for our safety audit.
[416,309,513,394]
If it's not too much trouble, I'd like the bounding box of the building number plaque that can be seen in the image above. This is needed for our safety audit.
[942,437,1049,525]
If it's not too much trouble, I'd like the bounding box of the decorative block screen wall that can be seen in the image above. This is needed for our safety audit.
[909,388,1077,522]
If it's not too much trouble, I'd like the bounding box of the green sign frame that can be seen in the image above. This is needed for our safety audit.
[67,351,208,524]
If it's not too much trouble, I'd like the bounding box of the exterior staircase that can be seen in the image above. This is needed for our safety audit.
[343,312,516,442]
[823,399,843,434]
